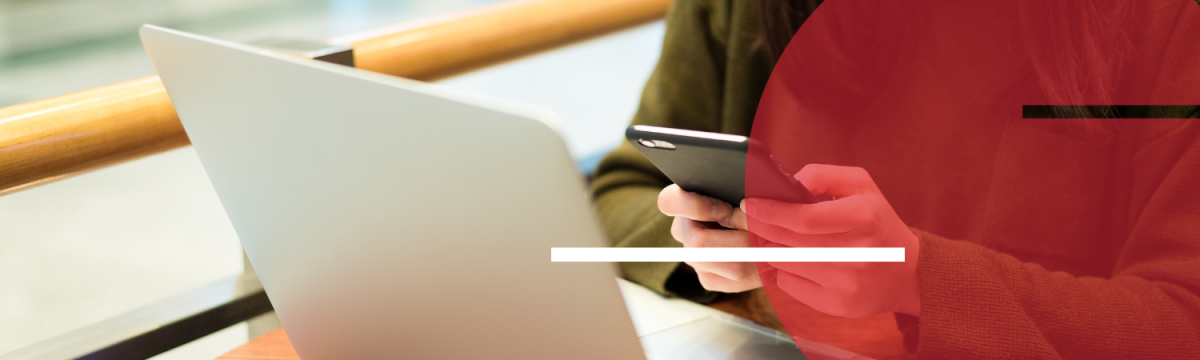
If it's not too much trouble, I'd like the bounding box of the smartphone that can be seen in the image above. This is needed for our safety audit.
[626,125,815,205]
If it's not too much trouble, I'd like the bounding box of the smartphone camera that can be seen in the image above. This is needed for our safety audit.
[638,139,676,150]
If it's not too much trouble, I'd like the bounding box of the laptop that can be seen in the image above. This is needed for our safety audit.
[141,25,815,360]
[140,24,644,359]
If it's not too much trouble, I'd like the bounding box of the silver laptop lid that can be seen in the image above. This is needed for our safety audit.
[140,25,643,360]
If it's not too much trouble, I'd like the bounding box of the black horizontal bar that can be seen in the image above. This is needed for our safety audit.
[0,274,273,360]
[1023,105,1200,119]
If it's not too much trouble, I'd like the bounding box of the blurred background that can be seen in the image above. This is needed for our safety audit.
[0,0,662,358]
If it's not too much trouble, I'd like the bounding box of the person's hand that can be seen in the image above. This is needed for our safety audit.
[742,164,921,318]
[658,184,761,293]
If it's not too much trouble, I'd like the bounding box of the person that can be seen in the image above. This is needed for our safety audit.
[590,0,1200,358]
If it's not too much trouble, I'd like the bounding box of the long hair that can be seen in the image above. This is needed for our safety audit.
[754,0,1135,122]
[1018,0,1134,121]
[754,0,822,61]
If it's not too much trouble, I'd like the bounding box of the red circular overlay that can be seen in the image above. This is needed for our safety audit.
[748,0,1200,358]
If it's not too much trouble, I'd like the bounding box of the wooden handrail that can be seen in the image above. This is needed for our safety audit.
[0,0,670,196]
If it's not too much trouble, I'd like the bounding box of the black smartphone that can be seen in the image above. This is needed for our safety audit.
[626,125,815,205]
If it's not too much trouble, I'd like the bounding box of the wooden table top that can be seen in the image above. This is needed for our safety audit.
[217,289,905,360]
[218,329,298,360]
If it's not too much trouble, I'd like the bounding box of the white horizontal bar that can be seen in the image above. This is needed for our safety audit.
[550,247,905,262]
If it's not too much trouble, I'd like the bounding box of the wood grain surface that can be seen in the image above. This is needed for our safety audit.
[0,76,185,196]
[0,0,671,195]
[351,0,670,80]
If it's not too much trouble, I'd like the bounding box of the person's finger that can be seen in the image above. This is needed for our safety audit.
[697,271,762,293]
[793,164,878,199]
[718,207,748,231]
[748,231,784,248]
[743,215,800,243]
[687,261,758,281]
[774,271,826,303]
[767,261,854,289]
[669,216,699,244]
[673,219,752,248]
[658,184,734,221]
[757,265,778,285]
[676,216,729,244]
[743,196,873,234]
[775,272,850,317]
[670,216,726,244]
[745,216,849,247]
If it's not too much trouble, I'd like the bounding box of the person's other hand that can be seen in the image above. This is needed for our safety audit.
[658,184,760,293]
[743,164,921,318]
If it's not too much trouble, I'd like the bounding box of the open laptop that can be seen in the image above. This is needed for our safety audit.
[141,24,643,359]
[141,25,814,360]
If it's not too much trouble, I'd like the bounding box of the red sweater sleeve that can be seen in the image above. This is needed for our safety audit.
[897,120,1200,359]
